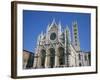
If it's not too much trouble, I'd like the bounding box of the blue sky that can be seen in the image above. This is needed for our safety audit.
[23,10,91,53]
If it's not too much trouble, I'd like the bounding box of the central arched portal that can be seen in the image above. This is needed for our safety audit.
[49,48,55,68]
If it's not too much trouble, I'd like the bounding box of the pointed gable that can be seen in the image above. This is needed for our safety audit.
[48,18,58,31]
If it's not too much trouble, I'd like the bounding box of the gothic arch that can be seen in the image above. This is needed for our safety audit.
[40,49,46,68]
[49,48,55,68]
[58,47,65,66]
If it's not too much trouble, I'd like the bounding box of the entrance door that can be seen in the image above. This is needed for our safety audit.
[49,48,55,68]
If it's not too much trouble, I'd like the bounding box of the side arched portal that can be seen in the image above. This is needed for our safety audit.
[41,49,46,68]
[58,47,65,66]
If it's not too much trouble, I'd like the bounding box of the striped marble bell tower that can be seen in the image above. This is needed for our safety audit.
[72,21,80,51]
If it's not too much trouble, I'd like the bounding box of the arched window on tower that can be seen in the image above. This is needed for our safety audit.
[59,47,65,66]
[41,49,46,68]
[49,48,55,68]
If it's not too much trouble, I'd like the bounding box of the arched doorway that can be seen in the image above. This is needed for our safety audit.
[49,48,55,68]
[41,49,46,68]
[58,47,65,66]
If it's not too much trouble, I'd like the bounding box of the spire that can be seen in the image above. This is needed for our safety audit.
[64,25,71,66]
[72,21,80,51]
[51,18,56,26]
[65,26,71,43]
[40,31,44,39]
[37,34,41,45]
[37,34,41,41]
[46,23,50,33]
[58,21,62,35]
[52,18,56,24]
[40,31,43,36]
[49,18,57,30]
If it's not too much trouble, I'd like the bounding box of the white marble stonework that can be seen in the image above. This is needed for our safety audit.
[33,19,90,68]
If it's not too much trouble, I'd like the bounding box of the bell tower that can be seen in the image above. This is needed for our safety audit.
[72,21,80,51]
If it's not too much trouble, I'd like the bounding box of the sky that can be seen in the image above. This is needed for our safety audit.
[23,10,91,53]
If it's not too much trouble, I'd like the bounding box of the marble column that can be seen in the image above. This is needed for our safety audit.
[76,53,79,67]
[45,49,50,68]
[33,54,38,68]
[37,53,42,68]
[55,47,59,67]
[23,62,27,69]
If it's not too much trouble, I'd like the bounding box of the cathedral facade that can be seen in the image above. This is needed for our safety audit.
[33,19,90,68]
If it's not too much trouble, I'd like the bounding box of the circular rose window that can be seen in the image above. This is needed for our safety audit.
[50,33,56,40]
